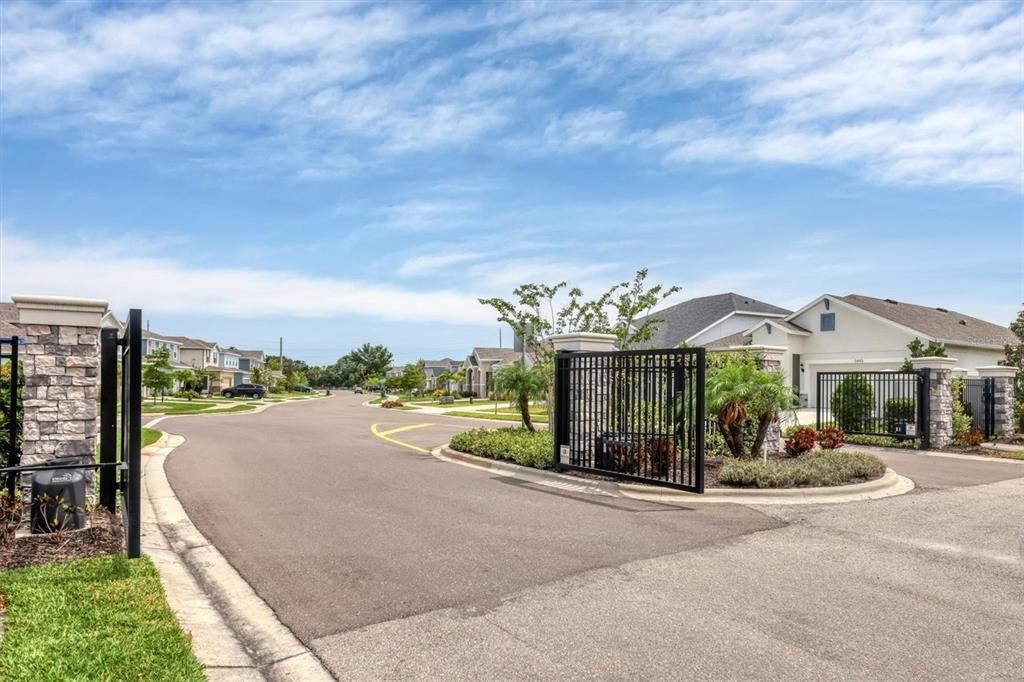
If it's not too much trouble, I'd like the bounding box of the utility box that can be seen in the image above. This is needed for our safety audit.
[31,458,87,534]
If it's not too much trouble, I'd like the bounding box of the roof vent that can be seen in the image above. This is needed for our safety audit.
[959,320,967,325]
[884,298,898,305]
[936,307,948,312]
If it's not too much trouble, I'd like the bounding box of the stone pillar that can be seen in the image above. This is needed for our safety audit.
[911,356,958,449]
[548,333,617,465]
[976,366,1018,437]
[12,295,109,502]
[755,346,787,455]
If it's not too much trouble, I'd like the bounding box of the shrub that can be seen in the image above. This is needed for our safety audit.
[719,450,885,488]
[830,374,874,432]
[381,399,403,408]
[950,377,974,445]
[460,391,478,398]
[961,428,984,447]
[175,390,200,400]
[883,397,916,433]
[844,434,917,449]
[449,428,554,469]
[781,423,803,440]
[431,389,446,400]
[784,427,817,457]
[817,426,844,450]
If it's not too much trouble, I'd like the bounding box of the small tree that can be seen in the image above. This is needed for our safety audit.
[831,374,874,432]
[494,361,549,432]
[705,359,795,459]
[1002,307,1024,430]
[142,348,174,402]
[900,337,947,371]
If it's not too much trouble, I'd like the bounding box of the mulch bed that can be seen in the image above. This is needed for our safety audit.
[1,509,125,572]
[556,454,789,489]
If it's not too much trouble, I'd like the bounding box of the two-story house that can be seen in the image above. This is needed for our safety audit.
[233,349,266,386]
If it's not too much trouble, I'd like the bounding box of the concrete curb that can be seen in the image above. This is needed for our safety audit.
[142,425,335,681]
[432,445,915,506]
[857,444,1024,465]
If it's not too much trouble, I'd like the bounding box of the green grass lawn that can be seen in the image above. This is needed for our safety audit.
[986,449,1024,460]
[142,400,218,415]
[442,410,549,423]
[0,556,204,681]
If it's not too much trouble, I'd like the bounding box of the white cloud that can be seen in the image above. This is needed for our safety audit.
[0,1,1019,188]
[398,251,481,277]
[0,233,494,325]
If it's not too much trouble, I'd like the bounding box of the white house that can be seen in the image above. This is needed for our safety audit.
[461,347,521,396]
[638,293,791,349]
[742,294,1015,407]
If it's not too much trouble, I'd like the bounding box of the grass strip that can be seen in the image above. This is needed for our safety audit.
[0,556,204,681]
[442,410,548,423]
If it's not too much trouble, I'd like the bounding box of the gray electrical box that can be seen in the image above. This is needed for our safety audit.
[31,458,87,534]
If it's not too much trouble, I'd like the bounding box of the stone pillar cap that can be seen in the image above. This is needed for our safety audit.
[975,365,1017,379]
[546,332,618,353]
[12,294,109,327]
[910,356,958,370]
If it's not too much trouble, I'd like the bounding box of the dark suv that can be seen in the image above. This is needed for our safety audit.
[222,383,266,399]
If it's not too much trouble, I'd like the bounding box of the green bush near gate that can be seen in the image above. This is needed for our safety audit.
[719,450,885,488]
[883,397,916,433]
[449,428,554,469]
[831,374,875,432]
[844,434,918,449]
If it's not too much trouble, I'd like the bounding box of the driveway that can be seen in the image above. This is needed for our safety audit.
[164,394,1024,679]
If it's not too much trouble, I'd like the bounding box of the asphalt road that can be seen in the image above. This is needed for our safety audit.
[165,393,1024,680]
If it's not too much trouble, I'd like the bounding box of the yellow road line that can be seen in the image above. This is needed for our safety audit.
[370,423,433,453]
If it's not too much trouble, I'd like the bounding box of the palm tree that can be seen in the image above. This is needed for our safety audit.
[494,361,548,432]
[706,362,795,459]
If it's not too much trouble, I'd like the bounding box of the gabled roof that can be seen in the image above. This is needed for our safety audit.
[165,336,219,350]
[638,293,791,348]
[745,318,811,336]
[702,331,752,349]
[838,294,1016,348]
[143,330,183,344]
[234,349,265,361]
[473,347,520,363]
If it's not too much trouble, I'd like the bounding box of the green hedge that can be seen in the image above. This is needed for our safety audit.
[449,428,554,469]
[719,450,885,488]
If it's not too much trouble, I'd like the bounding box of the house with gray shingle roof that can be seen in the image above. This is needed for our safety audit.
[745,293,1016,407]
[637,293,791,349]
[461,347,521,396]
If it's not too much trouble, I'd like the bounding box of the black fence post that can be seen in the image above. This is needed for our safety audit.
[694,347,706,494]
[5,336,18,498]
[815,371,822,431]
[99,329,118,513]
[126,309,143,559]
[552,350,571,471]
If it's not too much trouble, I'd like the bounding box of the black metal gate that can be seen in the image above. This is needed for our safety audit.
[100,309,143,558]
[961,377,995,440]
[554,347,706,493]
[817,370,930,448]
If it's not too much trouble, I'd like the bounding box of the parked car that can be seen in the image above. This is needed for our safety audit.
[353,387,363,394]
[293,385,312,393]
[222,383,266,399]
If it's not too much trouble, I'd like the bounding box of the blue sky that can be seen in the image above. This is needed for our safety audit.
[1,0,1021,364]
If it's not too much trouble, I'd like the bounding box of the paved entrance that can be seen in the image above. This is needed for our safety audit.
[164,395,778,642]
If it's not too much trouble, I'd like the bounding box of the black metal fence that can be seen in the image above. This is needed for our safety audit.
[554,347,706,492]
[817,370,929,447]
[0,310,143,558]
[1,335,20,497]
[961,377,995,440]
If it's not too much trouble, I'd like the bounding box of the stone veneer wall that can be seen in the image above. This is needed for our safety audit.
[17,315,103,503]
[912,357,956,449]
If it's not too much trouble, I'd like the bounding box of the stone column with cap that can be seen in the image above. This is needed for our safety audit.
[12,295,109,504]
[911,356,957,449]
[548,333,617,466]
[976,366,1018,438]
